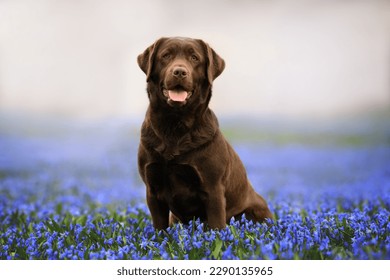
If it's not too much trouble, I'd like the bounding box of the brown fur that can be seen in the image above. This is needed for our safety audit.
[137,37,272,229]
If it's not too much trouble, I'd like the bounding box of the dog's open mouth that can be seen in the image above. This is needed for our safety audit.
[163,87,193,104]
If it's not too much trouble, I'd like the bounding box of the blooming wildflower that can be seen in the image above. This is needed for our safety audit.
[104,238,113,246]
[1,119,389,260]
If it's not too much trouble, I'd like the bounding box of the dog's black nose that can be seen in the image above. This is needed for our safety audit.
[172,67,188,79]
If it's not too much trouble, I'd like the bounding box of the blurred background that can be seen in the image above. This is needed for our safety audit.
[1,0,389,120]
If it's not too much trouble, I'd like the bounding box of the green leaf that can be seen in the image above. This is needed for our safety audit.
[211,237,223,259]
[75,215,87,226]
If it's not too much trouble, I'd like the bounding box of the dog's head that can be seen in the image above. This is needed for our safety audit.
[138,37,225,108]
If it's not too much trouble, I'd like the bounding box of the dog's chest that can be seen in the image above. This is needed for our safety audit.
[142,114,217,160]
[146,162,205,213]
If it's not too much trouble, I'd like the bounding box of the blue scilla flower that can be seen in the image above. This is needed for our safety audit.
[160,250,169,259]
[319,236,330,251]
[243,237,252,248]
[115,235,123,245]
[139,240,148,250]
[204,230,217,243]
[219,228,234,242]
[116,250,124,259]
[262,243,277,260]
[221,244,235,260]
[74,224,84,236]
[192,239,203,249]
[104,238,113,246]
[89,252,100,259]
[2,245,9,253]
[77,250,84,259]
[279,238,292,251]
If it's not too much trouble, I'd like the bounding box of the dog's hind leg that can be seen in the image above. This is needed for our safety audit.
[244,192,273,223]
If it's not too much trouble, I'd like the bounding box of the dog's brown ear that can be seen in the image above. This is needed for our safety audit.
[198,40,225,84]
[137,38,166,82]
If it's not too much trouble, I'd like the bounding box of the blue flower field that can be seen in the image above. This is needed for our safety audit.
[1,113,389,259]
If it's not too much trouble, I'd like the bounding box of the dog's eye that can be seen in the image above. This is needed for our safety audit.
[162,53,171,59]
[191,55,199,62]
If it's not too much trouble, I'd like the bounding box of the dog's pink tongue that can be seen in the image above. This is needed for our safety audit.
[168,90,188,102]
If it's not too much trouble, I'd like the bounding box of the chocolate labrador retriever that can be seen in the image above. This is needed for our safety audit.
[137,37,272,229]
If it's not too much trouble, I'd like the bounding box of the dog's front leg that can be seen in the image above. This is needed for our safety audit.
[146,190,169,230]
[205,188,227,229]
